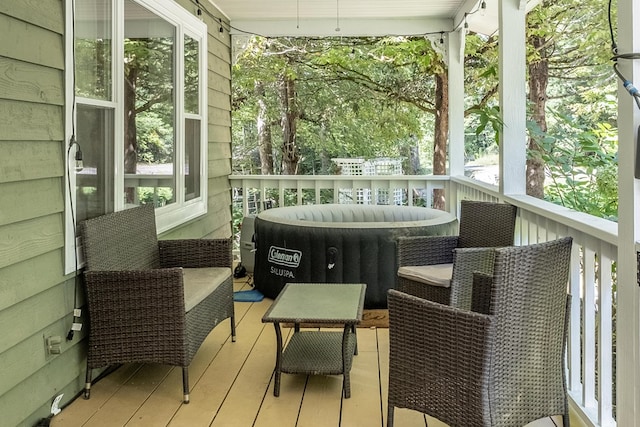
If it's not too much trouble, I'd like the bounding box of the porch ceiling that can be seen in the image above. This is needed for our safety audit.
[210,0,506,37]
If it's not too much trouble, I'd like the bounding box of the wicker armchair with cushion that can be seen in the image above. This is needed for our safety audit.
[387,236,573,427]
[79,204,235,403]
[396,200,517,309]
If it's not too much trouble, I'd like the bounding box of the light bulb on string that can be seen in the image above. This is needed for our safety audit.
[74,148,84,172]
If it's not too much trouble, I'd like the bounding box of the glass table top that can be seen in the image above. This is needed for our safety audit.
[262,283,366,324]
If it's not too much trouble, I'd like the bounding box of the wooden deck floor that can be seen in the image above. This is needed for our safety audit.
[52,276,585,427]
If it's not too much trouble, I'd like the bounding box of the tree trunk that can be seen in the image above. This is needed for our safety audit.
[401,134,421,174]
[124,66,138,203]
[255,81,274,174]
[527,34,548,199]
[279,74,300,175]
[409,145,420,174]
[432,70,448,210]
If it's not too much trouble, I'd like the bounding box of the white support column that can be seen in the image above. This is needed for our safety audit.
[498,0,526,195]
[448,28,465,213]
[615,0,640,422]
[448,28,465,178]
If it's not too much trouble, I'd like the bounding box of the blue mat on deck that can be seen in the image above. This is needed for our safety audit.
[233,289,264,302]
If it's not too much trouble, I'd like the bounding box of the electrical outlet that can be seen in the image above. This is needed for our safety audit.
[44,335,62,356]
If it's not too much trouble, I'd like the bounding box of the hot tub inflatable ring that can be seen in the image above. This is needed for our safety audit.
[253,204,456,308]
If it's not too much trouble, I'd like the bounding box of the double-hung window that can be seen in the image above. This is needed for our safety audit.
[65,0,207,273]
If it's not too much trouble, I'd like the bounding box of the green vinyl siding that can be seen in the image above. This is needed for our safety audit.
[0,57,64,105]
[0,215,64,271]
[0,101,64,141]
[0,251,67,313]
[0,0,64,34]
[0,141,64,184]
[0,178,64,226]
[0,13,64,70]
[0,0,233,424]
[0,1,70,423]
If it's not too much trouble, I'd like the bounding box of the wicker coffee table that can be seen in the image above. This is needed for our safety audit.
[262,283,366,398]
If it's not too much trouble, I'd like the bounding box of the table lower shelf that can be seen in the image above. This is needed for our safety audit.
[281,330,357,375]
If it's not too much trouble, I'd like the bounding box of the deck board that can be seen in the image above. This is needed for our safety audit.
[209,321,276,427]
[296,375,343,427]
[253,374,306,427]
[340,329,383,427]
[51,276,586,427]
[169,299,273,426]
[88,363,172,426]
[52,363,143,426]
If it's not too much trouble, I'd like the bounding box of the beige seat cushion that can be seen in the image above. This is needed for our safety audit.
[182,267,232,312]
[397,263,453,287]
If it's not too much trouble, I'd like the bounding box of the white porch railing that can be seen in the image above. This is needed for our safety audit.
[229,174,451,215]
[229,173,619,427]
[453,176,618,427]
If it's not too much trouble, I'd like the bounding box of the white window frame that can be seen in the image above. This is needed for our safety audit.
[64,0,208,274]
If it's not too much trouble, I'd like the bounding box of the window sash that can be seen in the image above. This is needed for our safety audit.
[64,0,208,274]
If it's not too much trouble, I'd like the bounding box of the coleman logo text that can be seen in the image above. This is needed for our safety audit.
[268,246,302,268]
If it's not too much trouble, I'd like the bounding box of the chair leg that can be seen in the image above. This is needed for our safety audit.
[182,367,190,404]
[562,413,571,427]
[231,313,236,342]
[84,364,92,399]
[387,404,394,427]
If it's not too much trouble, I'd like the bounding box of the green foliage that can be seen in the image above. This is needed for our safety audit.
[75,38,112,100]
[231,0,620,221]
[533,115,618,220]
[124,37,175,163]
[467,106,503,149]
[137,187,174,207]
[184,36,200,114]
[232,36,438,174]
[136,113,173,164]
[461,0,619,220]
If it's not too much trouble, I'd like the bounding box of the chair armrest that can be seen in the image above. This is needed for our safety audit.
[85,268,186,314]
[84,268,188,365]
[471,272,494,314]
[158,238,233,269]
[396,235,459,266]
[387,289,494,412]
[449,247,496,310]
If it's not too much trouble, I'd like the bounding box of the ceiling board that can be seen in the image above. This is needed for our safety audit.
[208,0,500,36]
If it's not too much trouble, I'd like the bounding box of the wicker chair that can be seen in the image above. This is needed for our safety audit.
[396,200,517,309]
[79,204,235,403]
[387,236,573,427]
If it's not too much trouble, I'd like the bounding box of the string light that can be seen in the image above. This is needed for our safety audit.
[187,0,230,33]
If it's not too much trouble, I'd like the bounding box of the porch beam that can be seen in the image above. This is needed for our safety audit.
[497,0,526,195]
[228,17,453,37]
[615,0,640,422]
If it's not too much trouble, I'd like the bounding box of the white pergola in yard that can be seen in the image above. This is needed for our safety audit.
[214,0,640,425]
